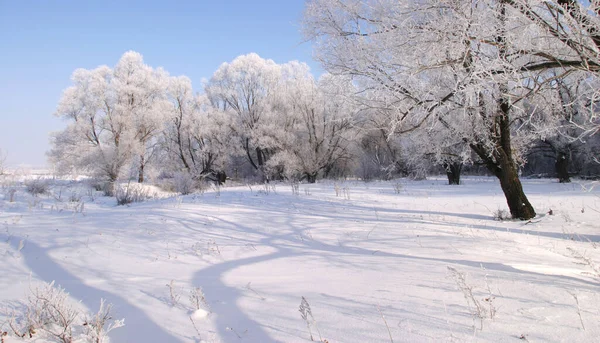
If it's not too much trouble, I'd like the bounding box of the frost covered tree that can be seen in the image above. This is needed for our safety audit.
[499,0,600,143]
[484,0,600,181]
[163,76,198,174]
[50,64,130,182]
[523,72,600,182]
[357,92,469,183]
[403,127,472,185]
[162,76,231,180]
[50,51,169,183]
[112,52,170,183]
[205,53,284,179]
[269,71,359,182]
[302,0,577,219]
[358,108,404,179]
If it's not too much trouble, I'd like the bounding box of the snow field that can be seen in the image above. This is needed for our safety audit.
[1,176,599,342]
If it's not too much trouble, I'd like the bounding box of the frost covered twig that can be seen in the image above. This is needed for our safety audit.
[166,280,181,307]
[83,299,125,343]
[291,182,300,196]
[376,305,394,343]
[245,282,266,301]
[568,291,586,331]
[299,296,323,342]
[447,267,488,331]
[189,315,202,341]
[567,247,600,278]
[189,287,209,311]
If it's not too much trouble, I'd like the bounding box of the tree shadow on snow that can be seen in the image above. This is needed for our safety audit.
[3,235,183,343]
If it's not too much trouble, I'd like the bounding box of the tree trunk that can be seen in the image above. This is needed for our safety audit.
[306,173,317,184]
[255,147,269,182]
[244,138,259,170]
[138,155,145,183]
[215,171,227,185]
[497,156,536,220]
[469,103,536,220]
[107,171,118,183]
[555,151,571,183]
[256,147,264,167]
[471,142,536,220]
[444,162,462,185]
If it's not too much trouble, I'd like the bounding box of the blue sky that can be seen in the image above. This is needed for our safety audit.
[0,0,320,167]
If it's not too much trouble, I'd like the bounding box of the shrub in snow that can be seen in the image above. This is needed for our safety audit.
[87,180,115,197]
[69,192,82,203]
[492,209,511,221]
[82,299,125,343]
[7,187,17,202]
[189,287,209,311]
[291,182,300,196]
[155,179,175,193]
[173,172,195,195]
[25,179,49,196]
[115,183,151,205]
[4,281,124,343]
[102,182,115,197]
[88,180,104,193]
[7,281,78,342]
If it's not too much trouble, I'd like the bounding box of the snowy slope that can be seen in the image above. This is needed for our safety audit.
[1,177,599,342]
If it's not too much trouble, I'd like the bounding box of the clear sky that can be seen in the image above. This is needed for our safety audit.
[0,0,320,167]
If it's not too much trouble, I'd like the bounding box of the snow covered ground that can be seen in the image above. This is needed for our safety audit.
[1,176,599,342]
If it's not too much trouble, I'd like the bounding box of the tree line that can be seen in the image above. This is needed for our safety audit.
[49,52,359,186]
[50,0,600,220]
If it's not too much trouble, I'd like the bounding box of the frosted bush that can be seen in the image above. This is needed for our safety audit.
[4,281,124,343]
[115,183,152,205]
[25,179,49,196]
[173,172,195,195]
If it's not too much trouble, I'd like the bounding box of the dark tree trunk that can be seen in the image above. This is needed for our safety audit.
[255,147,270,182]
[256,147,264,167]
[305,173,317,184]
[471,142,536,220]
[497,155,536,220]
[555,151,571,183]
[107,171,118,183]
[175,113,190,172]
[469,88,536,220]
[444,162,462,185]
[138,155,145,183]
[215,171,227,185]
[244,138,259,170]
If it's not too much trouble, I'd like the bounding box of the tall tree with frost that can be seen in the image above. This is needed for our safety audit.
[205,53,283,179]
[270,70,358,182]
[358,108,404,179]
[162,76,231,179]
[112,51,169,183]
[50,65,130,181]
[50,51,168,183]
